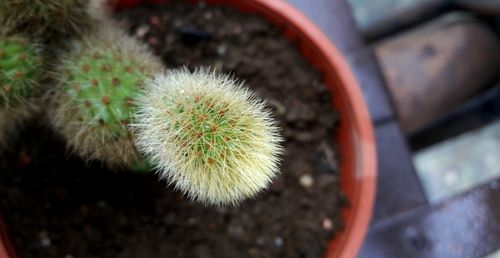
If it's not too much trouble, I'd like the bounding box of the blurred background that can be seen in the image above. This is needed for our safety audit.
[288,0,500,257]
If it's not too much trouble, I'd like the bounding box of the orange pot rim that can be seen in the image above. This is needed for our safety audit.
[0,1,376,258]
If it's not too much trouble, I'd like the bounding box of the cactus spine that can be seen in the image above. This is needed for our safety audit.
[49,23,162,168]
[133,69,283,205]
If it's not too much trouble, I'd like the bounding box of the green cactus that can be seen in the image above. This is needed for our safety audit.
[0,0,99,40]
[133,69,283,205]
[49,23,162,168]
[0,34,42,108]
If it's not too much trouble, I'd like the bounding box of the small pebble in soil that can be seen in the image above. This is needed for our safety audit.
[228,225,244,237]
[187,217,198,226]
[38,230,51,247]
[173,20,182,28]
[149,15,161,26]
[295,132,315,142]
[323,218,333,231]
[135,25,150,38]
[216,44,227,56]
[256,237,266,246]
[232,25,243,35]
[299,174,314,188]
[148,36,159,46]
[203,11,213,20]
[274,237,284,247]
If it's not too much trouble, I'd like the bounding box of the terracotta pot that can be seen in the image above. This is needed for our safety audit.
[0,0,376,258]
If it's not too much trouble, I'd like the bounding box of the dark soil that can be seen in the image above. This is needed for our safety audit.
[0,2,345,258]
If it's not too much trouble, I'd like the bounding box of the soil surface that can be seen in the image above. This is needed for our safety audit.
[0,2,345,258]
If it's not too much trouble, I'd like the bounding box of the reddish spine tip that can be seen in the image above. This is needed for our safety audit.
[18,54,28,61]
[102,96,111,105]
[125,66,133,74]
[82,64,90,73]
[102,63,112,72]
[124,97,134,107]
[112,77,121,86]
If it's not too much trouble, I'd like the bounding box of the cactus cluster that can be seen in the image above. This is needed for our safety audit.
[0,0,95,40]
[0,1,283,205]
[50,25,162,168]
[0,34,42,108]
[134,69,282,205]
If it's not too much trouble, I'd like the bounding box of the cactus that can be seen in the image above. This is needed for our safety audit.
[49,23,162,168]
[133,69,283,205]
[0,33,42,108]
[0,0,101,40]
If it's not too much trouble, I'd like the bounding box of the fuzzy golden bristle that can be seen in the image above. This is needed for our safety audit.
[133,68,283,205]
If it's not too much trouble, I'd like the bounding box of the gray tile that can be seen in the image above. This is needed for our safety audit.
[415,120,500,203]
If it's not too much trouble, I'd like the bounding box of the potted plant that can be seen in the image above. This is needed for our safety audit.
[0,0,376,257]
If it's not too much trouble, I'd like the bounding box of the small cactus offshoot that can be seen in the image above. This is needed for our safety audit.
[0,34,42,108]
[133,69,283,205]
[0,0,96,40]
[49,24,162,168]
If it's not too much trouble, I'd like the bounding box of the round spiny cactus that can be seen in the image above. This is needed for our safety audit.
[49,24,162,168]
[0,34,42,108]
[0,0,100,40]
[133,69,283,205]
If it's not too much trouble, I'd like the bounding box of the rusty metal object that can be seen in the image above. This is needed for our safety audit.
[375,13,500,133]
